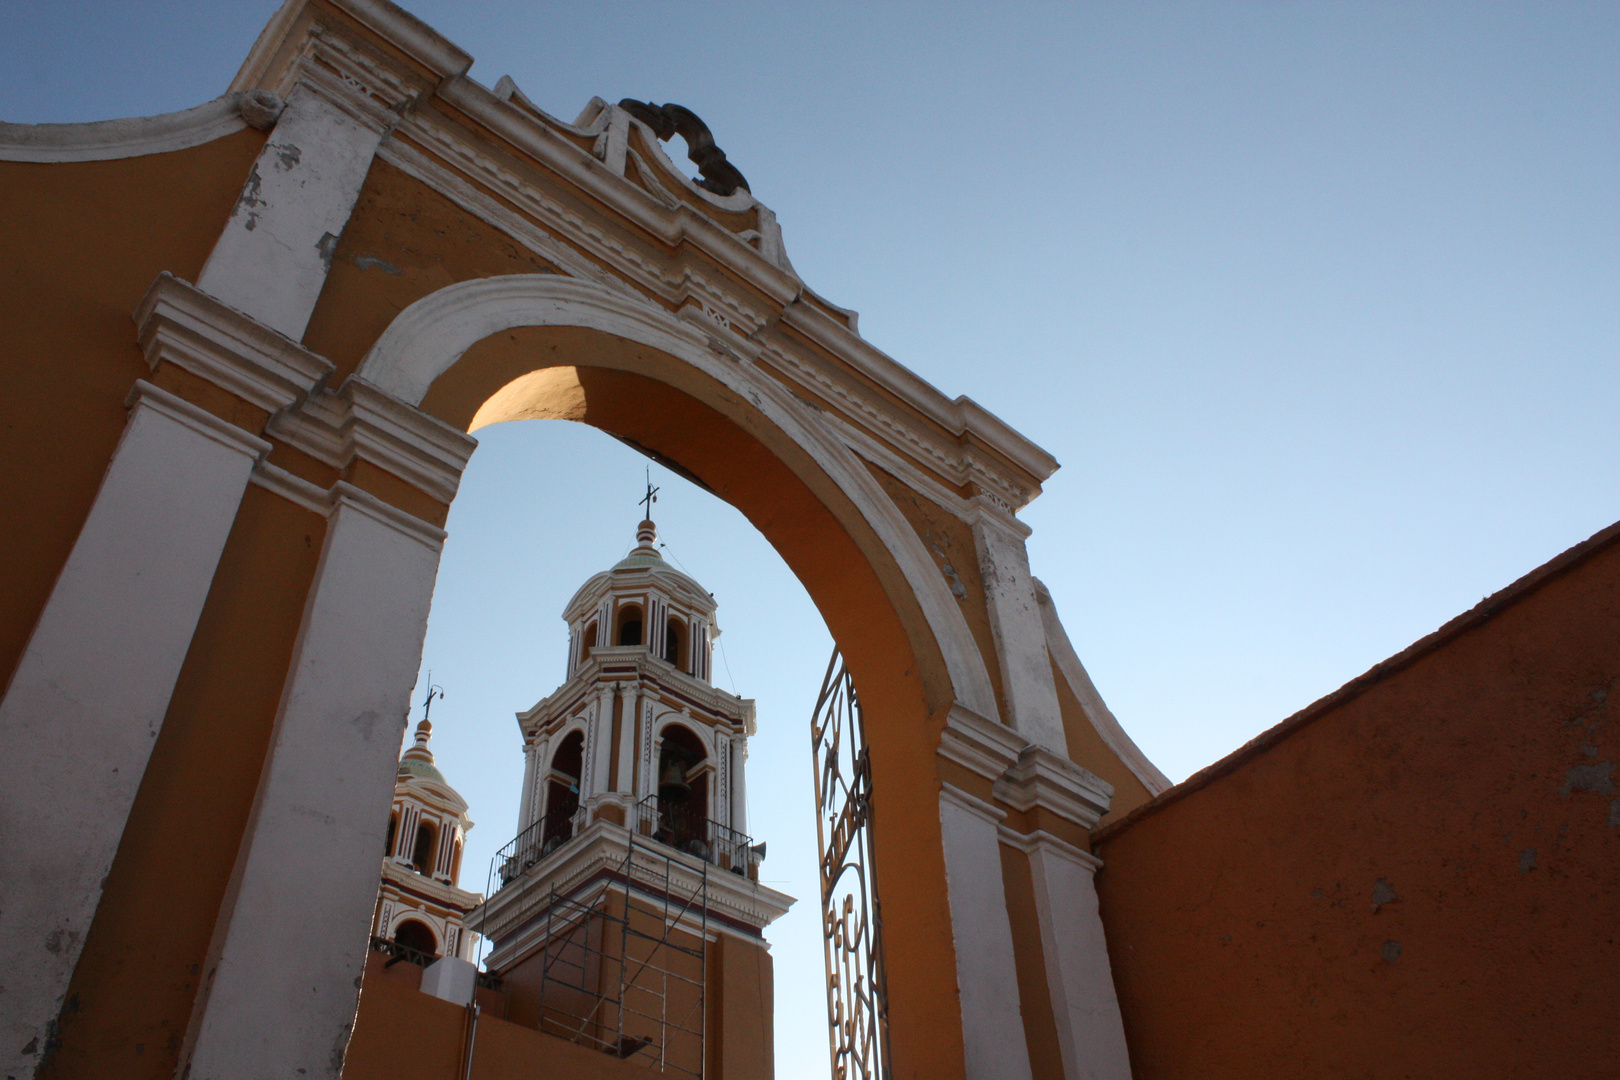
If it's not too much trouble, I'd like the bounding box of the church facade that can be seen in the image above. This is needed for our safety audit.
[0,2,1614,1078]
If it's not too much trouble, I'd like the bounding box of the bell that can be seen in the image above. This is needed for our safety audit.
[658,760,691,801]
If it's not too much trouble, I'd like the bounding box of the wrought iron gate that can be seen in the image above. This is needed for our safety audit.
[810,649,892,1080]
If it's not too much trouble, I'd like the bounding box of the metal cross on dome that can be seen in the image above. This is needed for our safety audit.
[640,468,660,517]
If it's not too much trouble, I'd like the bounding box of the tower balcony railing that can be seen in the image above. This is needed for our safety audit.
[495,806,589,889]
[634,795,761,880]
[492,797,762,891]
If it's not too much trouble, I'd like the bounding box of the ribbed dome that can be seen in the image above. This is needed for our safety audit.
[398,719,447,785]
[566,519,713,615]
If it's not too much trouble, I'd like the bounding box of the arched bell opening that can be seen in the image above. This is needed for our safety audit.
[614,603,644,647]
[392,919,438,961]
[654,723,711,858]
[410,820,438,876]
[664,616,689,671]
[541,730,584,855]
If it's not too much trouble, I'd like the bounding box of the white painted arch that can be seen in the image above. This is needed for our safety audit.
[357,273,1002,724]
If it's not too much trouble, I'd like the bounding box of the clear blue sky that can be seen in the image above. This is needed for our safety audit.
[5,3,1616,1076]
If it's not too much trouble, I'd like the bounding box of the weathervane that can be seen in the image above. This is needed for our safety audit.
[640,467,660,519]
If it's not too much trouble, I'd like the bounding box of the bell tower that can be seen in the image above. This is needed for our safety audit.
[472,517,792,1078]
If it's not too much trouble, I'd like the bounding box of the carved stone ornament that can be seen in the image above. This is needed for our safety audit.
[617,99,750,196]
[236,89,285,131]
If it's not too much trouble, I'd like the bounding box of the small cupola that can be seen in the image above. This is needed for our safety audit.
[562,518,720,683]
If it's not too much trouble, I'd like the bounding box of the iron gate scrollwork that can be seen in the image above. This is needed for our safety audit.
[810,649,892,1080]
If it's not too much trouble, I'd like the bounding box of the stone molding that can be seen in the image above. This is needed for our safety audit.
[124,379,273,462]
[355,271,1003,724]
[133,273,334,416]
[267,378,477,506]
[0,94,256,162]
[519,648,754,739]
[1033,577,1173,796]
[993,746,1113,831]
[995,825,1104,873]
[939,780,1010,825]
[943,704,1115,831]
[476,819,793,966]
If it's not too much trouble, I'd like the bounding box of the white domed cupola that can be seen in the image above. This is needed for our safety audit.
[562,518,719,682]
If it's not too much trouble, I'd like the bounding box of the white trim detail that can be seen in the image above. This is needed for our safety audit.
[938,784,1034,1080]
[195,85,388,341]
[134,273,334,414]
[0,94,251,162]
[1033,578,1171,796]
[354,272,1002,723]
[0,382,267,1077]
[180,469,447,1080]
[999,828,1133,1080]
[972,505,1067,755]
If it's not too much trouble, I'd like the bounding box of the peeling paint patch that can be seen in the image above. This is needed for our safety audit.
[1559,760,1615,797]
[43,927,80,955]
[349,254,402,275]
[315,231,341,272]
[1518,847,1536,873]
[272,141,302,170]
[1381,940,1402,963]
[1372,878,1398,911]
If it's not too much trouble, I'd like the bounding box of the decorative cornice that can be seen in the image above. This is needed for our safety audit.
[994,825,1103,872]
[0,94,252,162]
[331,480,447,549]
[474,820,793,964]
[940,781,1008,824]
[133,273,334,415]
[942,703,1114,830]
[992,745,1113,830]
[519,649,752,734]
[341,377,477,503]
[940,703,1026,781]
[379,859,481,914]
[266,377,477,505]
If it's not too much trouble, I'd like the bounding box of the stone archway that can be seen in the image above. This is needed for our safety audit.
[0,4,1164,1078]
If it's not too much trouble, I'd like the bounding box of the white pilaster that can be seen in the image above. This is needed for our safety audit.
[585,684,615,802]
[529,732,551,832]
[196,85,388,341]
[939,785,1034,1080]
[516,741,539,831]
[616,682,640,795]
[732,739,749,836]
[1019,834,1133,1080]
[180,485,447,1080]
[713,727,732,828]
[0,382,268,1076]
[970,503,1067,755]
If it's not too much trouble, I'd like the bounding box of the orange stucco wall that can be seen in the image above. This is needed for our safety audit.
[346,951,651,1080]
[0,130,265,695]
[1093,521,1620,1078]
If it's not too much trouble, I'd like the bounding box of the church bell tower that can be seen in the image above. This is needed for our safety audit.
[471,516,792,1078]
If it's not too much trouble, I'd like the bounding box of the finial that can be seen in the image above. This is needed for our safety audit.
[414,718,432,746]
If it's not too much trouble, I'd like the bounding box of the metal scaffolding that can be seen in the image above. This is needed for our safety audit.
[523,830,711,1075]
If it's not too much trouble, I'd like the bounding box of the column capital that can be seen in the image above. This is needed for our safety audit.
[266,377,477,505]
[993,745,1113,831]
[134,272,334,416]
